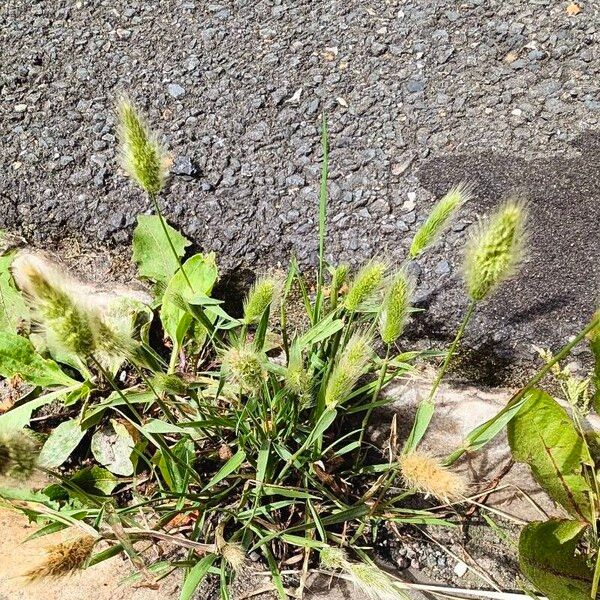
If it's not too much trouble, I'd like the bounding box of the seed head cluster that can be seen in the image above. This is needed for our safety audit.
[399,451,466,503]
[464,199,528,302]
[344,261,387,312]
[409,183,471,258]
[325,332,372,408]
[379,270,412,345]
[117,96,169,196]
[24,535,96,581]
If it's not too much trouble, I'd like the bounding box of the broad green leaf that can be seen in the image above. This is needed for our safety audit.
[91,420,138,476]
[0,252,28,333]
[508,389,593,522]
[160,253,218,349]
[202,449,246,492]
[70,466,118,496]
[0,331,77,387]
[179,554,217,600]
[519,520,592,599]
[38,419,86,468]
[0,385,80,431]
[132,214,191,283]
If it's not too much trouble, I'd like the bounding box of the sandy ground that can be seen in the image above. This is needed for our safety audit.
[0,506,180,600]
[0,505,377,600]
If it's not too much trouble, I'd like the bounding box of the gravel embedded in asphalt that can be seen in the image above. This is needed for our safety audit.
[2,0,600,374]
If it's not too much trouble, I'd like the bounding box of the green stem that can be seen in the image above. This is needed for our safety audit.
[315,113,329,321]
[427,300,476,404]
[356,345,391,467]
[150,193,193,292]
[592,545,600,600]
[403,300,477,454]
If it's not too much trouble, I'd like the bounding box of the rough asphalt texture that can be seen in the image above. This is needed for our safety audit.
[2,0,600,377]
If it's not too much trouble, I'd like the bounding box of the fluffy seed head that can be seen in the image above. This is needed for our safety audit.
[325,332,372,408]
[12,253,96,357]
[151,373,189,396]
[24,535,96,581]
[12,253,136,362]
[409,183,471,258]
[222,344,266,393]
[379,271,412,345]
[320,545,348,570]
[320,547,405,600]
[399,451,466,503]
[285,342,311,404]
[220,542,248,573]
[117,96,169,196]
[464,199,528,302]
[344,261,387,312]
[0,430,38,479]
[243,276,281,324]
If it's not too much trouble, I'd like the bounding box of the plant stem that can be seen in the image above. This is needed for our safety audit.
[356,345,391,466]
[403,300,477,453]
[149,193,193,291]
[315,113,329,321]
[427,299,476,404]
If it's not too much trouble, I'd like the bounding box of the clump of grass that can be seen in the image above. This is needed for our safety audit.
[0,103,551,599]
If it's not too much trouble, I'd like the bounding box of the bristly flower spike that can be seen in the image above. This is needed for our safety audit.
[409,183,472,259]
[0,430,37,479]
[320,546,406,600]
[325,331,372,408]
[222,343,267,394]
[285,341,311,405]
[117,96,169,196]
[379,270,412,345]
[344,260,387,312]
[12,253,96,357]
[24,535,96,581]
[399,451,466,503]
[464,199,528,302]
[243,276,281,325]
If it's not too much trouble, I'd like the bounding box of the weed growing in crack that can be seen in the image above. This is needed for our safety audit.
[0,102,598,600]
